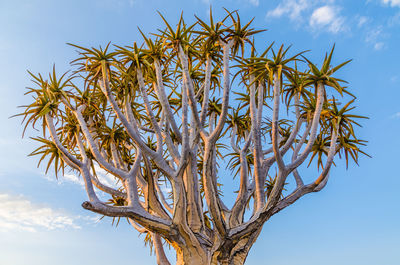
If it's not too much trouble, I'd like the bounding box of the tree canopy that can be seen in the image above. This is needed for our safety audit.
[17,9,368,265]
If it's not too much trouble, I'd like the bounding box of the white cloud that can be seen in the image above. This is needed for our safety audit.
[388,11,400,25]
[358,16,368,27]
[374,42,384,50]
[266,0,310,21]
[64,173,84,185]
[309,5,346,33]
[249,0,259,6]
[0,193,81,232]
[267,1,348,33]
[93,165,119,188]
[391,112,400,118]
[43,164,118,190]
[365,26,385,50]
[382,0,400,7]
[365,27,382,42]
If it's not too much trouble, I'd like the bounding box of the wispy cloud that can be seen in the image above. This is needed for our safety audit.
[63,173,84,185]
[249,0,259,7]
[267,1,347,33]
[358,16,369,27]
[266,0,310,21]
[365,26,385,50]
[374,42,385,50]
[0,193,82,232]
[43,164,119,190]
[388,11,400,25]
[382,0,400,7]
[93,165,119,188]
[391,112,400,118]
[309,5,346,33]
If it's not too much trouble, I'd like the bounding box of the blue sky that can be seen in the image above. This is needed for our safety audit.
[1,0,400,264]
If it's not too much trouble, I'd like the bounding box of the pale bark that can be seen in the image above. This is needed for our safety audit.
[36,33,350,265]
[154,60,183,143]
[152,233,172,265]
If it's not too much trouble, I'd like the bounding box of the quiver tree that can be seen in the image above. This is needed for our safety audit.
[17,10,368,265]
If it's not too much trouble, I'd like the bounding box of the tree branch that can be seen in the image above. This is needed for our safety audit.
[154,59,182,142]
[208,40,233,143]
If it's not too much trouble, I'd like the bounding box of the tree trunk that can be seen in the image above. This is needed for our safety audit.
[173,233,262,265]
[175,245,209,265]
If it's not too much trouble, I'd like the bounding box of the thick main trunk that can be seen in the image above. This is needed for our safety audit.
[174,231,262,265]
[176,245,209,265]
